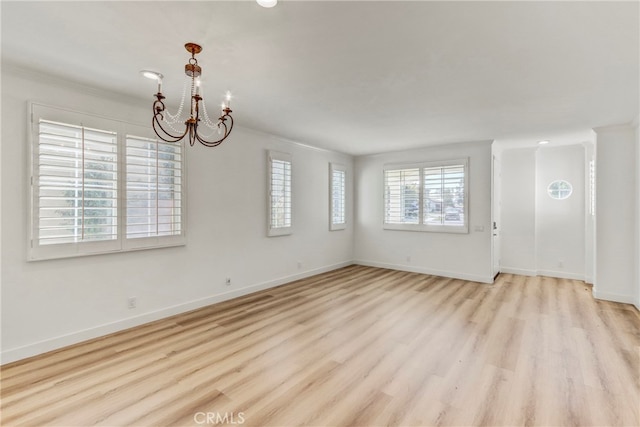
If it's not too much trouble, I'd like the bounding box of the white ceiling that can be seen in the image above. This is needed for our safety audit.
[2,1,638,155]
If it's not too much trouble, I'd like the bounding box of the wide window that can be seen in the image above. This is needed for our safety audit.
[267,151,292,236]
[383,159,468,233]
[30,103,185,260]
[330,163,346,230]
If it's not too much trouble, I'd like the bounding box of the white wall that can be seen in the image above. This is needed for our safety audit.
[1,67,354,363]
[535,146,585,279]
[594,125,636,304]
[499,148,537,275]
[353,141,494,283]
[499,144,588,281]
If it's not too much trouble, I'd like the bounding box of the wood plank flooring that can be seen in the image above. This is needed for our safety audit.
[2,265,639,426]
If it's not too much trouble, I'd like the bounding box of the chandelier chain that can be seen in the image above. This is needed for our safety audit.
[163,76,190,123]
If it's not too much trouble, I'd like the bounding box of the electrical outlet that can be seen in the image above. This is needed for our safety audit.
[406,256,411,263]
[225,278,232,286]
[558,260,564,268]
[128,296,137,309]
[297,261,302,269]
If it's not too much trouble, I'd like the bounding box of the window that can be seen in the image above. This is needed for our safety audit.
[29,103,185,260]
[384,167,420,225]
[589,160,595,215]
[330,163,346,230]
[267,151,292,236]
[126,135,183,240]
[547,180,573,200]
[383,159,468,233]
[36,120,118,247]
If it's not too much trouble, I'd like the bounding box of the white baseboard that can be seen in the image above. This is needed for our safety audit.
[1,261,354,365]
[592,288,636,305]
[536,270,585,281]
[353,259,494,284]
[500,267,584,281]
[500,267,537,277]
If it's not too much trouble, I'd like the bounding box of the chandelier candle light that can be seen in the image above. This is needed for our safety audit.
[145,42,234,147]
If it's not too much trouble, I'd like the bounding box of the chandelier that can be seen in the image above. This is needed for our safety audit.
[145,43,234,148]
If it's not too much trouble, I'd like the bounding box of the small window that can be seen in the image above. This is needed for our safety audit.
[383,158,468,233]
[268,151,292,236]
[548,180,573,200]
[330,163,346,230]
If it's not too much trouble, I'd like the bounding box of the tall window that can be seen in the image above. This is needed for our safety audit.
[126,135,182,239]
[384,167,420,225]
[589,159,596,216]
[36,120,118,247]
[268,151,292,236]
[30,103,185,260]
[384,159,468,233]
[330,163,346,230]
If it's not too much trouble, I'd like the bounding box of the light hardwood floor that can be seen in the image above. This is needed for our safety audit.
[2,265,639,426]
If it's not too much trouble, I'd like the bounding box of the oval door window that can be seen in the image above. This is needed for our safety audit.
[547,180,573,200]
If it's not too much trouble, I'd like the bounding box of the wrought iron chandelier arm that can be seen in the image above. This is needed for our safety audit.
[194,111,234,147]
[152,116,189,143]
[152,96,189,143]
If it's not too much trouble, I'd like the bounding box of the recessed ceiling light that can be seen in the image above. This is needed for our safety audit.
[140,70,163,81]
[538,140,550,145]
[257,0,277,8]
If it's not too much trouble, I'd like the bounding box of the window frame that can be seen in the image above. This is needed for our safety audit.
[547,179,573,200]
[267,150,292,237]
[28,102,187,261]
[329,163,346,231]
[383,158,469,234]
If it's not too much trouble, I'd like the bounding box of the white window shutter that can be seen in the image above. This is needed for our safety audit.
[384,167,420,225]
[126,135,183,240]
[383,159,468,233]
[36,120,118,246]
[268,151,292,236]
[330,163,346,230]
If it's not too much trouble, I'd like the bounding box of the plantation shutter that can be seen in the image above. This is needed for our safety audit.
[423,164,465,226]
[330,163,346,230]
[36,119,118,246]
[268,151,292,236]
[383,159,468,233]
[126,135,183,239]
[384,167,420,225]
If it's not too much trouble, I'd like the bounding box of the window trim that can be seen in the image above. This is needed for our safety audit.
[329,162,346,231]
[267,150,292,237]
[28,102,187,261]
[383,158,469,234]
